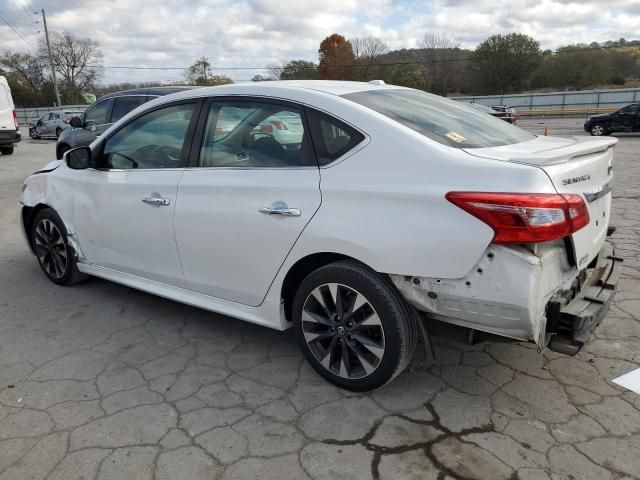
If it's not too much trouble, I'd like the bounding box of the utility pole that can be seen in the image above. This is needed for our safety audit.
[42,9,61,106]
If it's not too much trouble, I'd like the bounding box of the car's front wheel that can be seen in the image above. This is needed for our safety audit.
[590,124,607,136]
[292,260,417,391]
[31,208,87,285]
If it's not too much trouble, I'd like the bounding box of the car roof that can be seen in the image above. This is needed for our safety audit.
[97,86,200,101]
[161,80,403,100]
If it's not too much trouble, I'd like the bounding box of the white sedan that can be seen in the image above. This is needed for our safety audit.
[19,81,621,391]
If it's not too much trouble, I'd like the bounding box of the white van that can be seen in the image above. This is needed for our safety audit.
[0,76,21,155]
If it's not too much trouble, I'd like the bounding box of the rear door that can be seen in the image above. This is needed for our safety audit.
[174,98,321,306]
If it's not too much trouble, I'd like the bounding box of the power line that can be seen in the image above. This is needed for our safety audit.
[0,7,37,50]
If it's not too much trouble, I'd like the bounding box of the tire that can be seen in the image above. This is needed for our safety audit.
[31,208,87,286]
[55,127,62,138]
[0,146,13,155]
[590,124,606,136]
[292,260,418,391]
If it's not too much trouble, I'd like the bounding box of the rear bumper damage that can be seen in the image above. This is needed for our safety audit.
[546,240,622,354]
[390,235,621,355]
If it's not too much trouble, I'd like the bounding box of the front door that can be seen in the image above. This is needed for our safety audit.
[613,104,638,131]
[72,101,199,287]
[174,99,321,306]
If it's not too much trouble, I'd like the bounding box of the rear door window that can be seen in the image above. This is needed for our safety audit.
[343,89,534,148]
[110,96,148,123]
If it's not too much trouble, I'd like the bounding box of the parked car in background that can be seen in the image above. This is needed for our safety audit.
[584,103,640,136]
[491,105,518,123]
[29,110,85,139]
[56,86,197,159]
[21,81,620,391]
[468,102,503,118]
[0,75,20,156]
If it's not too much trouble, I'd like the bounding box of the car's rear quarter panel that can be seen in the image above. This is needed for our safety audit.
[291,110,558,281]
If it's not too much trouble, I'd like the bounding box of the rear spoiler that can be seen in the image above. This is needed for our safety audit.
[465,136,617,166]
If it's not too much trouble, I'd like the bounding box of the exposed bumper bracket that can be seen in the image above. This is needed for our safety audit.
[547,239,622,354]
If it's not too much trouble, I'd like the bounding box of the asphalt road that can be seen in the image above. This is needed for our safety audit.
[1,125,639,480]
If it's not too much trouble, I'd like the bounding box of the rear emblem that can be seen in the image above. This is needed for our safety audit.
[562,175,590,185]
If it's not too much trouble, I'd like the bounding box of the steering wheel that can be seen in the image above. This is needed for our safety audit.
[149,145,182,166]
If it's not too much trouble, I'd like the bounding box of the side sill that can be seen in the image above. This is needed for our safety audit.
[77,263,285,331]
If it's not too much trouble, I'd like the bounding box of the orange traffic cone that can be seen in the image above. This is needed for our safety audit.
[544,126,548,136]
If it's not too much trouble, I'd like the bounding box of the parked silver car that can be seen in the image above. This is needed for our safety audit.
[29,110,85,139]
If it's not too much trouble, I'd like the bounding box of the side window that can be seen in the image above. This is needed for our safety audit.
[47,113,55,121]
[110,96,148,123]
[84,99,110,126]
[198,101,315,168]
[306,109,365,165]
[100,103,196,170]
[53,113,60,120]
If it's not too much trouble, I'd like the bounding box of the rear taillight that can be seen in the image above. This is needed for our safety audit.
[260,124,273,134]
[446,192,590,244]
[63,119,70,124]
[12,109,19,131]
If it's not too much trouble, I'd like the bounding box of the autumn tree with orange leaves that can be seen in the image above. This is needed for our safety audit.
[318,34,356,80]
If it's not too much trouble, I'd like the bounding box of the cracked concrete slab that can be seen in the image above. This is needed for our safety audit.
[1,132,640,479]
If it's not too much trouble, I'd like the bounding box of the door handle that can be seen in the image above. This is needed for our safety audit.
[142,197,170,206]
[259,206,301,217]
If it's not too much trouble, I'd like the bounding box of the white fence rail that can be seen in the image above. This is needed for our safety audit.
[15,105,88,126]
[452,87,640,115]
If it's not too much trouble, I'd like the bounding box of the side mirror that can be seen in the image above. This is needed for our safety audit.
[69,116,82,128]
[66,146,92,170]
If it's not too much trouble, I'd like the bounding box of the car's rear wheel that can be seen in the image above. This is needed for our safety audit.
[590,124,606,136]
[292,260,417,391]
[31,209,87,285]
[0,146,14,155]
[55,127,63,138]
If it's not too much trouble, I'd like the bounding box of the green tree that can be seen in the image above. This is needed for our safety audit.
[386,63,429,90]
[185,57,234,86]
[280,60,318,80]
[0,52,54,106]
[318,33,356,80]
[469,33,541,94]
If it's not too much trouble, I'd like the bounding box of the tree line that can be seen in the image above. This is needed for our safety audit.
[260,33,640,96]
[2,30,639,107]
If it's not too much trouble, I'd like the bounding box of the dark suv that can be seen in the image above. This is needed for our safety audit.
[584,103,640,136]
[56,86,196,159]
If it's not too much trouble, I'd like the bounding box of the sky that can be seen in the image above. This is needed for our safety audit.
[1,0,640,85]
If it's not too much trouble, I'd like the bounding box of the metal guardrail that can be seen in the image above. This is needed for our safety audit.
[15,105,88,126]
[452,87,640,116]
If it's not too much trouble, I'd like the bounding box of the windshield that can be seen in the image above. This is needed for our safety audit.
[343,89,534,149]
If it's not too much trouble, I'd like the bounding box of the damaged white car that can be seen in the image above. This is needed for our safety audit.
[19,81,621,391]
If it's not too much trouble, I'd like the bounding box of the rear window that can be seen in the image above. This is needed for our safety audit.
[343,89,533,149]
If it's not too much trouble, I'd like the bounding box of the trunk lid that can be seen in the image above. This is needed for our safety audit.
[465,136,616,268]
